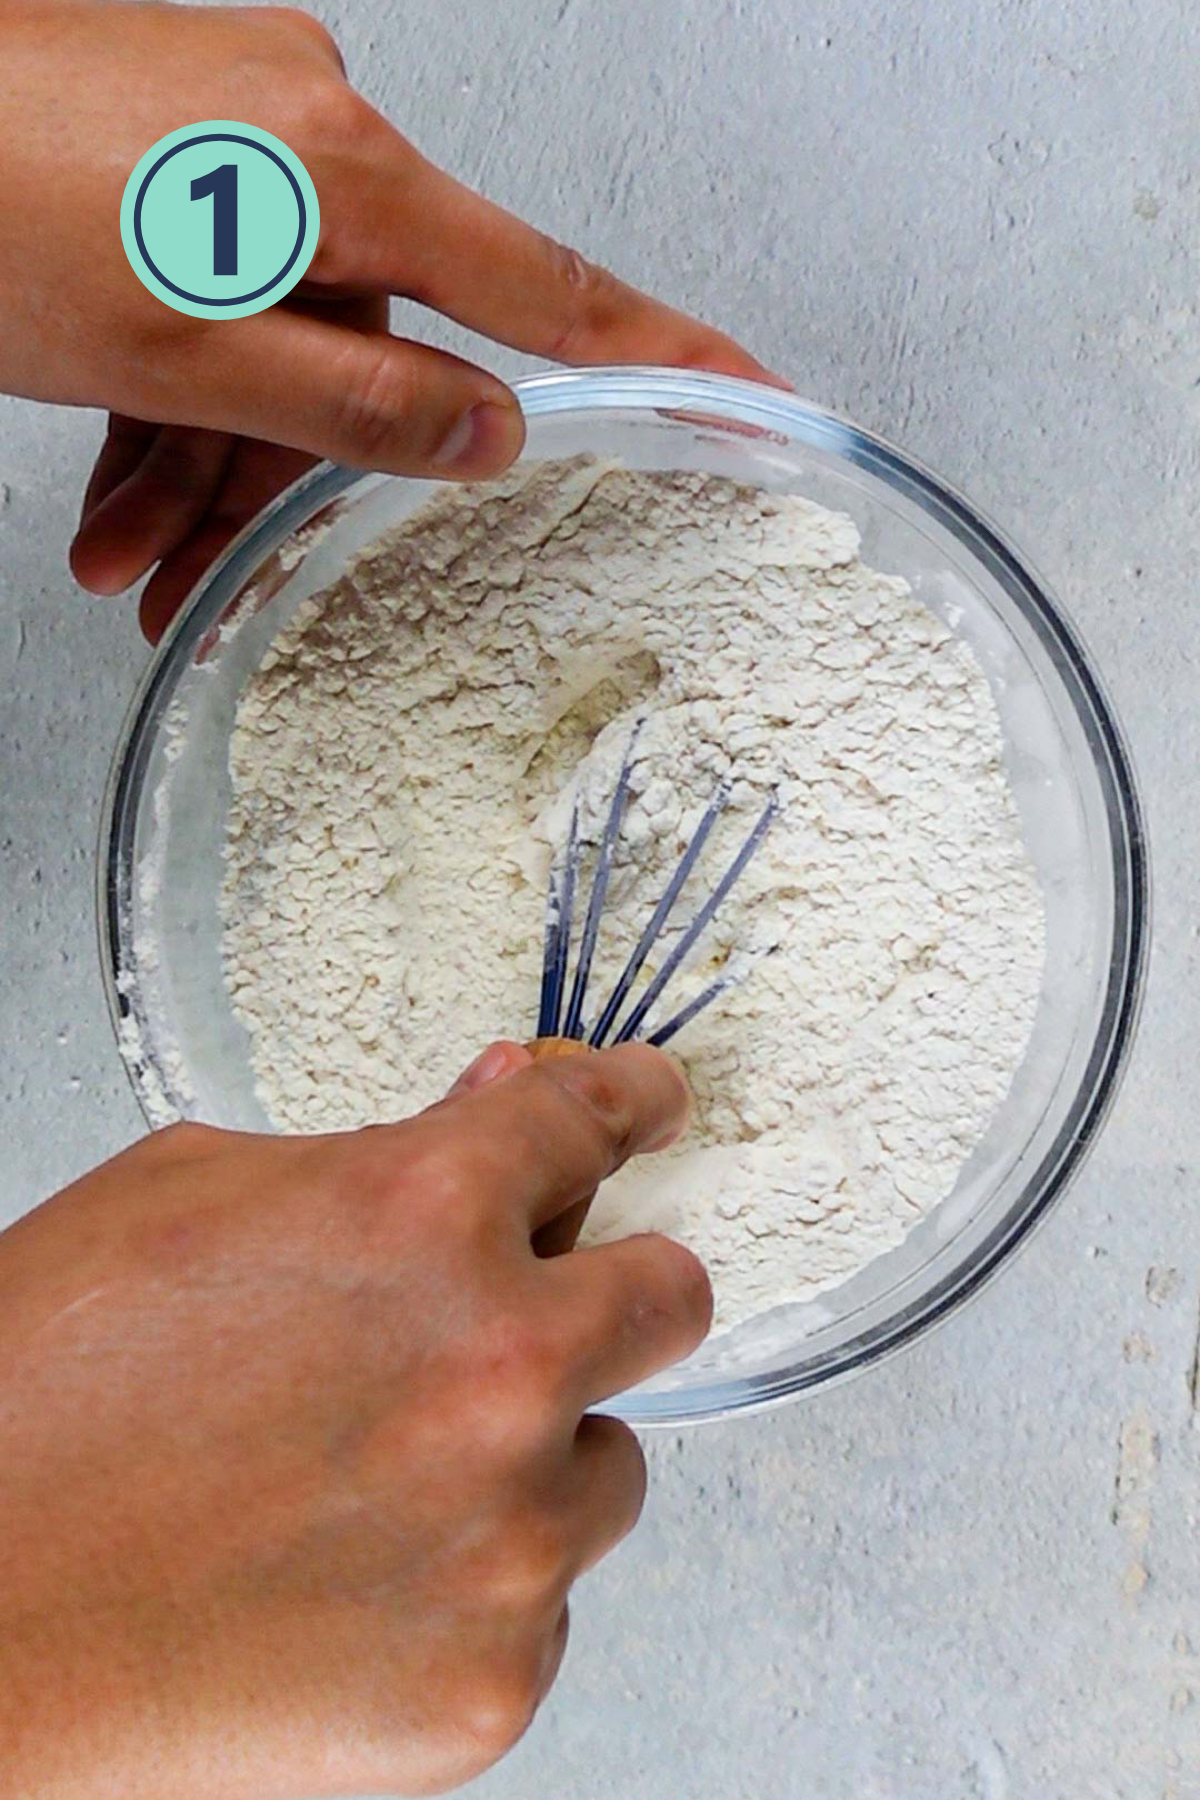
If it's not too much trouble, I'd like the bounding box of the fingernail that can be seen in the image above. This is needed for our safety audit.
[645,1114,689,1154]
[647,1050,692,1152]
[448,1041,526,1097]
[433,401,520,477]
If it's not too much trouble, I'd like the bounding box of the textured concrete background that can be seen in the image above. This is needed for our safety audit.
[1,1,1197,1795]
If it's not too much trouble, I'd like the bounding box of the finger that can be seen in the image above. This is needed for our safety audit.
[137,439,318,643]
[330,124,779,378]
[77,415,157,525]
[138,517,243,644]
[549,1231,713,1402]
[186,312,525,479]
[428,1042,690,1232]
[562,1416,647,1575]
[523,1052,592,1254]
[71,426,235,596]
[447,1041,535,1098]
[96,296,388,633]
[409,178,769,373]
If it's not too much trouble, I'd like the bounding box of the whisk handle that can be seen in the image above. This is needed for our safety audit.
[525,1037,595,1062]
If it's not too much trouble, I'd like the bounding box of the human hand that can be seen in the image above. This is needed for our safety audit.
[0,1,777,640]
[0,1040,708,1799]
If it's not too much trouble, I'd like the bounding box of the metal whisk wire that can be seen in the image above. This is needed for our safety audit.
[536,728,779,1049]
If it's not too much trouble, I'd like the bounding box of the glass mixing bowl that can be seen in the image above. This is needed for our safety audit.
[99,367,1147,1425]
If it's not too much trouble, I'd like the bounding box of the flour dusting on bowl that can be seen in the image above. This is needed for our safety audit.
[219,455,1045,1331]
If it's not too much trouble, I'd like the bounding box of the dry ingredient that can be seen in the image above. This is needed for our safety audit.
[222,458,1045,1331]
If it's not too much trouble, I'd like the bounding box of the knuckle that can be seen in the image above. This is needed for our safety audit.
[459,1661,542,1767]
[622,1233,713,1346]
[589,1415,648,1524]
[274,4,342,57]
[351,1647,542,1786]
[546,1062,636,1170]
[282,70,366,155]
[318,78,375,142]
[306,225,347,286]
[249,4,345,75]
[485,1510,570,1605]
[396,1138,469,1211]
[122,318,210,401]
[333,1132,469,1248]
[545,242,619,362]
[653,1234,715,1334]
[466,1308,562,1422]
[603,1412,648,1475]
[334,343,416,462]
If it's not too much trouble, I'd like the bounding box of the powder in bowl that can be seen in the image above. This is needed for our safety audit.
[221,457,1045,1331]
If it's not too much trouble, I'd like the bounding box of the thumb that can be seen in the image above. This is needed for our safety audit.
[187,312,526,478]
[445,1040,535,1098]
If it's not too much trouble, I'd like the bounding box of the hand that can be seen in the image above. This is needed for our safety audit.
[0,1041,709,1799]
[0,2,777,640]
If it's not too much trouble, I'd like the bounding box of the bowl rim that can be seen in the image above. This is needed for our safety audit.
[98,365,1150,1425]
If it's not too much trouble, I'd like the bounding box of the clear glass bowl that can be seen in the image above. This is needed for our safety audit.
[99,367,1148,1426]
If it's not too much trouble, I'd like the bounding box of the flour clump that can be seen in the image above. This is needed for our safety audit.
[222,458,1045,1331]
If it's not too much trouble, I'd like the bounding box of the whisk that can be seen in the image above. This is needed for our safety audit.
[533,725,779,1056]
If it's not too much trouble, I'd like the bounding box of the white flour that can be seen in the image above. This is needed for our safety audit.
[222,459,1044,1331]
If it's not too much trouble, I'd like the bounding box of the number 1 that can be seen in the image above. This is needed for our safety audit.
[190,163,238,277]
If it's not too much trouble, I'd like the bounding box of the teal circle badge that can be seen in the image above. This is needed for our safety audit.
[120,121,320,319]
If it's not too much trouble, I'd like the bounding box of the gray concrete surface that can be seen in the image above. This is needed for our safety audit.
[1,0,1197,1795]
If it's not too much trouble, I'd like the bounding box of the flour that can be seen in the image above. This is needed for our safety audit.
[221,458,1045,1331]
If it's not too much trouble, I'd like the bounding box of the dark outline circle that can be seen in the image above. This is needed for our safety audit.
[132,131,308,307]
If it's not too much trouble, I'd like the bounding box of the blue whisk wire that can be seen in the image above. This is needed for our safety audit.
[588,780,731,1047]
[646,945,779,1048]
[536,797,580,1038]
[561,722,643,1039]
[537,732,780,1050]
[612,792,779,1045]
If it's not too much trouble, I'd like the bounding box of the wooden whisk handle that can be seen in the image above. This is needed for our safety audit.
[526,1037,595,1062]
